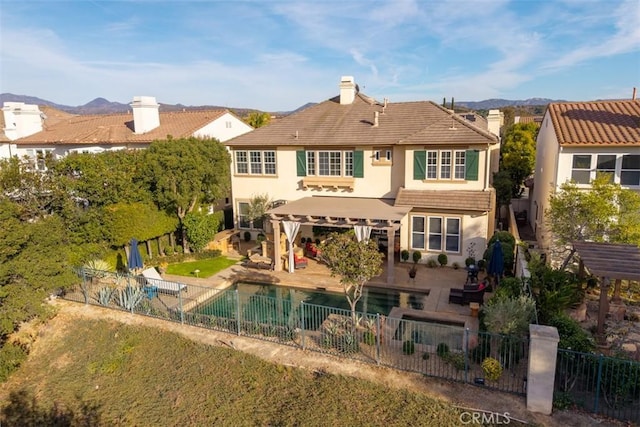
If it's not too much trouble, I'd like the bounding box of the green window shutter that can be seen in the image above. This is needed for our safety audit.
[296,150,306,176]
[465,149,479,181]
[353,150,364,178]
[413,150,426,180]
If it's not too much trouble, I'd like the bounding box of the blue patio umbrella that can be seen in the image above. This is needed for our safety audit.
[487,240,505,287]
[128,238,144,271]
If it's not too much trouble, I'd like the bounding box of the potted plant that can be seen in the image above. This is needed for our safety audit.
[409,251,421,279]
[409,264,417,279]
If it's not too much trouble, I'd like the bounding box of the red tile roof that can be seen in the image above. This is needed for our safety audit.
[548,100,640,146]
[13,109,228,145]
[226,93,498,148]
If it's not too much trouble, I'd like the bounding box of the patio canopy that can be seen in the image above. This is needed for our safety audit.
[572,241,640,281]
[267,196,410,227]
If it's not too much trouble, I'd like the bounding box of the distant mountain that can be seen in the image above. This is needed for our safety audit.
[456,98,564,110]
[0,93,259,116]
[1,93,565,117]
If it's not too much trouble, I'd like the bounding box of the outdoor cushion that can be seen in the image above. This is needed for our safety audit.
[141,267,187,295]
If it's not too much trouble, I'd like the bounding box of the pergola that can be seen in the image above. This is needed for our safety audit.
[572,241,640,344]
[267,196,411,285]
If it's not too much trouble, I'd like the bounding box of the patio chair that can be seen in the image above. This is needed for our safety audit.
[141,267,187,296]
[448,282,486,305]
[294,254,308,269]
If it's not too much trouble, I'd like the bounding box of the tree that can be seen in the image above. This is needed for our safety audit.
[546,174,640,269]
[319,231,383,323]
[102,202,178,246]
[246,193,272,231]
[144,137,231,253]
[500,122,538,197]
[53,150,150,207]
[244,112,271,128]
[183,210,222,252]
[0,157,63,220]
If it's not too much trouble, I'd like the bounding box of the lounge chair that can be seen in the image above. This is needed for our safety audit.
[141,267,187,296]
[242,254,273,270]
[294,254,308,269]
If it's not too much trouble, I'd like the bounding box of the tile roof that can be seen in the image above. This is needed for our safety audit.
[226,93,498,148]
[394,187,494,212]
[13,109,228,145]
[548,99,640,146]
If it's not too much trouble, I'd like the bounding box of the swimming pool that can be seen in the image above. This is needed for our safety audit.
[192,281,430,329]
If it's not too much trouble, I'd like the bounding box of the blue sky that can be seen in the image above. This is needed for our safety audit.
[1,0,639,111]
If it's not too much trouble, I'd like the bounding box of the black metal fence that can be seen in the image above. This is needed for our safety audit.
[63,268,530,396]
[555,348,640,424]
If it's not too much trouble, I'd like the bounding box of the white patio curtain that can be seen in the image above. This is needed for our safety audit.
[354,225,372,243]
[282,220,301,273]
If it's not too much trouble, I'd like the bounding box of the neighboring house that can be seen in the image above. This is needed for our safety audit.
[225,76,500,284]
[1,96,253,170]
[528,99,640,257]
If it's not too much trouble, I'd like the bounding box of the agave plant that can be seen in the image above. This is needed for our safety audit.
[83,259,113,279]
[96,287,115,306]
[117,285,145,311]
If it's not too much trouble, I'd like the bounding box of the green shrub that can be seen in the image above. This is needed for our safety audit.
[477,259,486,271]
[437,253,448,266]
[482,357,503,381]
[412,251,422,264]
[487,231,515,248]
[493,277,523,300]
[452,262,460,270]
[0,342,28,382]
[402,340,415,355]
[447,352,465,371]
[465,257,476,267]
[499,336,524,368]
[547,313,595,353]
[553,391,575,410]
[426,258,439,268]
[243,231,251,242]
[436,343,450,358]
[363,330,376,346]
[401,250,410,262]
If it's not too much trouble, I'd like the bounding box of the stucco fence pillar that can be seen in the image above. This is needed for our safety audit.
[527,324,560,415]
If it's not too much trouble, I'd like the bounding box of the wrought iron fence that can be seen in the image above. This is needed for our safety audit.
[555,348,640,424]
[63,268,530,395]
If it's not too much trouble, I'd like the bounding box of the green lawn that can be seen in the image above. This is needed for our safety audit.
[166,257,238,278]
[0,319,467,426]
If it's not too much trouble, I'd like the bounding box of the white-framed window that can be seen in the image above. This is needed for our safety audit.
[428,217,443,251]
[621,154,640,186]
[344,151,354,177]
[425,150,465,180]
[440,151,452,179]
[596,154,616,183]
[571,154,591,184]
[306,151,316,175]
[307,150,354,177]
[238,201,250,228]
[454,151,466,179]
[374,147,392,163]
[411,215,426,250]
[426,151,438,179]
[414,216,461,252]
[225,121,232,128]
[26,149,53,171]
[234,150,276,175]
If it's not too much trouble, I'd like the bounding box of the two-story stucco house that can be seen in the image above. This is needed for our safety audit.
[1,96,253,169]
[528,98,640,259]
[225,76,500,284]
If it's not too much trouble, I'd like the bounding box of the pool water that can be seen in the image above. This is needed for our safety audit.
[192,281,430,328]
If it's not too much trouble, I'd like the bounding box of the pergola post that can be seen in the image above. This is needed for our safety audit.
[596,276,610,345]
[386,226,395,285]
[271,220,282,272]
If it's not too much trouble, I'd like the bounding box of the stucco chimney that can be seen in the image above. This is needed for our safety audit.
[130,96,160,134]
[373,111,379,127]
[339,76,357,105]
[486,109,504,138]
[2,102,44,140]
